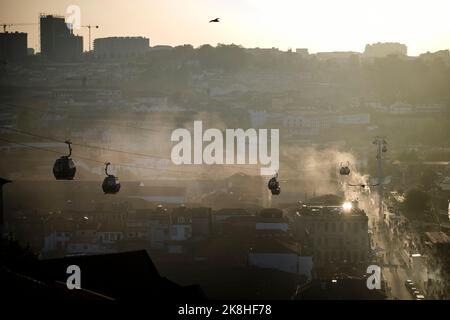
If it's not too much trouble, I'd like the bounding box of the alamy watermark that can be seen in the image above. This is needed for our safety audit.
[66,264,81,289]
[65,4,81,31]
[170,121,279,176]
[366,265,381,290]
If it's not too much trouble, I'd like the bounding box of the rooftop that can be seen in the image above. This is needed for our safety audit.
[425,232,450,245]
[295,205,367,217]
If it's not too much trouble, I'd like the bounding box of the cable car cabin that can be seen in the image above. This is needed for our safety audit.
[102,162,120,194]
[268,176,281,195]
[339,165,350,175]
[53,156,76,180]
[53,140,76,180]
[102,175,121,194]
[270,186,281,195]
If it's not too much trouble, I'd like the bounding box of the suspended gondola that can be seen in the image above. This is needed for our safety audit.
[268,172,281,195]
[102,162,121,194]
[53,140,76,180]
[339,162,351,176]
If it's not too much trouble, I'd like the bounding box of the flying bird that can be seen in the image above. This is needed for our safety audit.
[209,18,220,23]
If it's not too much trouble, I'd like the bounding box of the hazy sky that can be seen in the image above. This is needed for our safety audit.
[1,0,449,55]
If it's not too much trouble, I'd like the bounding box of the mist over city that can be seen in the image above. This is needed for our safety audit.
[0,0,449,306]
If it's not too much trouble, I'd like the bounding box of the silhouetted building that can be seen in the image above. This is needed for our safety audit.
[248,208,314,279]
[3,248,204,300]
[94,37,149,58]
[0,32,27,62]
[293,203,369,269]
[296,48,309,58]
[315,51,361,62]
[191,207,212,239]
[419,49,450,65]
[364,42,407,58]
[40,14,83,61]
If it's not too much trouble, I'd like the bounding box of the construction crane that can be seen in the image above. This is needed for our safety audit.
[82,25,99,51]
[1,23,37,32]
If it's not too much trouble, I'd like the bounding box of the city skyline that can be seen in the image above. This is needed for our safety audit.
[1,0,449,55]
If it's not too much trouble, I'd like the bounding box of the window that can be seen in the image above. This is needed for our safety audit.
[324,223,328,232]
[331,223,336,232]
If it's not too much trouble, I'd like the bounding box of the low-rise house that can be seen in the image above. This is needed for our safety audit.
[292,203,369,269]
[170,206,192,241]
[66,219,101,254]
[248,235,313,280]
[191,207,212,240]
[43,217,74,254]
[256,208,289,232]
[67,236,101,254]
[97,222,125,244]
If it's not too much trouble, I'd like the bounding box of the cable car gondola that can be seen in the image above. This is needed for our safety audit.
[53,140,76,180]
[102,162,120,194]
[268,173,281,195]
[339,162,351,176]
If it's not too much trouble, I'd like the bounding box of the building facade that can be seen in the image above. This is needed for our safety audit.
[94,37,149,59]
[40,14,83,61]
[292,204,369,268]
[0,32,27,62]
